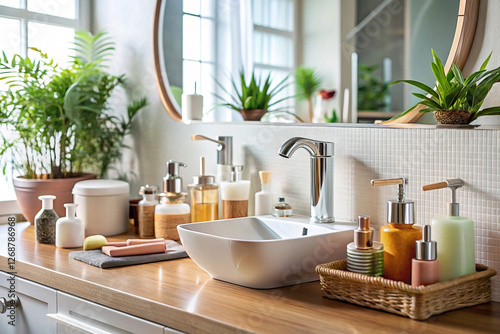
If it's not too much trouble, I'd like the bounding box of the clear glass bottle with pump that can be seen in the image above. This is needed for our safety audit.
[188,157,219,222]
[411,225,439,286]
[371,178,422,284]
[272,197,292,217]
[138,185,158,237]
[155,160,190,240]
[346,215,384,276]
[35,195,59,244]
[220,166,251,219]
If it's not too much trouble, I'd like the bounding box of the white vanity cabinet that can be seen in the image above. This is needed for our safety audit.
[51,291,182,334]
[0,271,57,334]
[1,271,182,333]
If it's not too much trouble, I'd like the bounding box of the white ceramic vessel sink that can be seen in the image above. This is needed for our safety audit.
[177,216,355,289]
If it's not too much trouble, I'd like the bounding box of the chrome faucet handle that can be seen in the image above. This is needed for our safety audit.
[191,135,233,165]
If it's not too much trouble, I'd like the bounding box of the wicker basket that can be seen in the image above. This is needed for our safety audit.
[316,259,497,320]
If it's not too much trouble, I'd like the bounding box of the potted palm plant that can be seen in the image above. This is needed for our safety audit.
[0,30,147,223]
[295,66,322,123]
[390,50,500,124]
[215,70,296,121]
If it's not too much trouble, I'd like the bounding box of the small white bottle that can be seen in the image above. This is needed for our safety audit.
[137,185,159,237]
[255,171,273,215]
[56,203,84,248]
[220,166,251,219]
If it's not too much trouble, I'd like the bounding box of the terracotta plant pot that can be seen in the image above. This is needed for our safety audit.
[434,110,471,124]
[240,109,267,121]
[13,173,97,224]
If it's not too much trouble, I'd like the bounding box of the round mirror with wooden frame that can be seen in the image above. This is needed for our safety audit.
[153,0,480,124]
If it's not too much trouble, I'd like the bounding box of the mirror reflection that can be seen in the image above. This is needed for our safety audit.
[158,0,459,123]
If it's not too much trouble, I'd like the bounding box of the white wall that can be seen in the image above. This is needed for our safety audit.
[93,0,500,301]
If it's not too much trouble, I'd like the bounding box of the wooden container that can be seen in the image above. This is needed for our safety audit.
[316,259,496,320]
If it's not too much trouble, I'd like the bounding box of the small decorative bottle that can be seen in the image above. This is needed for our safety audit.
[56,203,84,248]
[272,197,293,217]
[346,215,384,276]
[255,171,273,216]
[188,157,219,222]
[35,195,59,244]
[137,185,158,237]
[411,225,439,286]
[220,166,251,219]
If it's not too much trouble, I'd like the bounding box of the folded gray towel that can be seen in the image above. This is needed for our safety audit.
[69,240,188,269]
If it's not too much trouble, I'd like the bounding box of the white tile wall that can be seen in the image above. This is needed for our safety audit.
[147,123,499,301]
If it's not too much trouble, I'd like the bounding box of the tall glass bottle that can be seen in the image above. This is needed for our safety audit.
[188,157,219,222]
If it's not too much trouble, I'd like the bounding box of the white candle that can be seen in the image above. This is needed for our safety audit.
[182,93,203,122]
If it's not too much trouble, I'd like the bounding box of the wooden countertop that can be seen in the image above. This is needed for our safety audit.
[1,222,499,333]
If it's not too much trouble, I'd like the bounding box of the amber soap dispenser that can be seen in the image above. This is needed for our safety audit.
[188,157,219,222]
[371,178,422,284]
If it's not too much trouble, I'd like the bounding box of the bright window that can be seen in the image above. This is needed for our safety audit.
[0,0,89,208]
[252,0,296,112]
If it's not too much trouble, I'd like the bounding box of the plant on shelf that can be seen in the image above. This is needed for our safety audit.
[0,30,147,222]
[389,49,500,124]
[358,64,388,111]
[295,66,322,122]
[215,70,296,121]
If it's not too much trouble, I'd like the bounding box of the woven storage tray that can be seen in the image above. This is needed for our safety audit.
[316,259,496,320]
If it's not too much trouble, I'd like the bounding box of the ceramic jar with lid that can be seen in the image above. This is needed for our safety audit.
[72,180,130,236]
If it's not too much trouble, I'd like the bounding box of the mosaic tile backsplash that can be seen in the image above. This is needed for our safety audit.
[153,124,499,301]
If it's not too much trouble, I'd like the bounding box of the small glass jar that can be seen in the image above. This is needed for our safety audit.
[272,197,292,217]
[154,192,190,241]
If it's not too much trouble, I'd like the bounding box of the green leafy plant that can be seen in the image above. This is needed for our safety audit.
[295,66,321,122]
[358,64,388,111]
[0,30,147,179]
[215,70,297,120]
[390,49,500,123]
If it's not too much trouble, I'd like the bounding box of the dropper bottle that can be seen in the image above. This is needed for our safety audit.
[411,225,439,286]
[188,157,219,222]
[35,195,59,244]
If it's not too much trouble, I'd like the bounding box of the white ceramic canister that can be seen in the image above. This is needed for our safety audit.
[72,180,130,236]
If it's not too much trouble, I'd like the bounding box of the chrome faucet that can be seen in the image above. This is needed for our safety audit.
[278,137,334,224]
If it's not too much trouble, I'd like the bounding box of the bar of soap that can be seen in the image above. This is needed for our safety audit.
[102,242,167,257]
[83,235,108,250]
